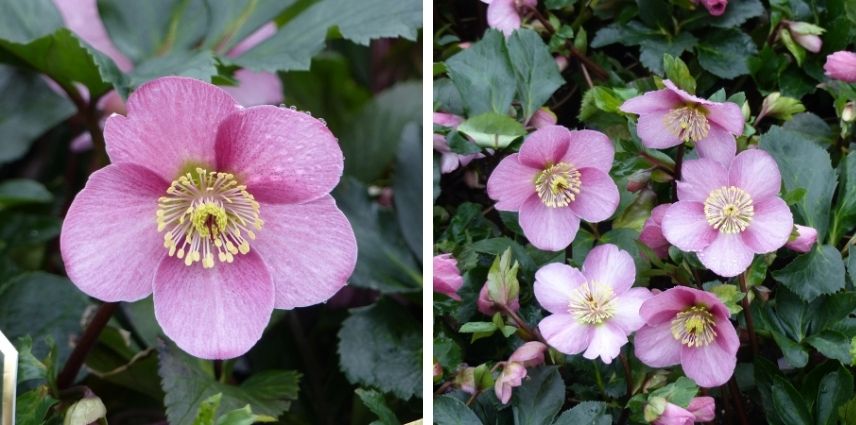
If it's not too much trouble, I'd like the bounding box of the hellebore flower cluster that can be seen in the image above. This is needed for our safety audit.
[61,77,357,359]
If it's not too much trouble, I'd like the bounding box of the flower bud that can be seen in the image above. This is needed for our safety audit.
[626,170,652,193]
[453,367,476,394]
[494,362,527,404]
[477,283,520,315]
[555,56,569,72]
[527,107,558,129]
[479,248,520,314]
[433,253,463,301]
[64,396,107,425]
[785,21,824,53]
[433,360,443,383]
[786,224,817,253]
[843,102,856,123]
[824,51,856,83]
[508,342,547,367]
[687,396,716,422]
[741,101,751,121]
[757,92,805,123]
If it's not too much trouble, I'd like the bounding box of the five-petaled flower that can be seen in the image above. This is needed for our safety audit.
[620,80,744,166]
[534,244,652,364]
[486,125,619,251]
[661,149,793,277]
[61,77,357,359]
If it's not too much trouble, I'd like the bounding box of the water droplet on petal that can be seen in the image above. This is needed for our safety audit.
[289,105,297,110]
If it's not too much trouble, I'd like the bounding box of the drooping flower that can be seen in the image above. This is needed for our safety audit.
[635,287,739,387]
[433,112,483,173]
[486,125,619,251]
[687,397,716,422]
[494,342,547,403]
[534,244,652,363]
[620,80,744,165]
[434,253,464,301]
[509,341,547,366]
[784,21,824,53]
[454,366,477,394]
[641,204,672,258]
[60,77,357,359]
[661,149,793,277]
[477,283,520,315]
[824,51,856,83]
[786,224,817,253]
[527,107,558,129]
[696,0,727,16]
[480,0,537,36]
[650,396,715,424]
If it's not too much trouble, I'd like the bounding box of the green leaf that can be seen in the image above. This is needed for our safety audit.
[772,245,845,301]
[834,152,856,241]
[512,366,565,425]
[663,53,696,94]
[696,29,757,79]
[816,366,854,425]
[761,126,836,239]
[840,396,856,424]
[553,401,612,425]
[15,388,57,425]
[338,300,421,400]
[215,405,276,425]
[458,322,497,334]
[648,377,699,408]
[771,375,813,425]
[394,123,422,259]
[434,395,482,425]
[807,331,853,365]
[457,113,526,149]
[0,179,52,207]
[125,50,218,90]
[639,32,698,74]
[194,393,223,425]
[779,28,806,66]
[355,388,401,425]
[445,29,516,115]
[434,335,462,371]
[98,0,204,63]
[159,341,300,425]
[506,28,564,120]
[772,330,808,368]
[707,0,764,28]
[0,0,62,43]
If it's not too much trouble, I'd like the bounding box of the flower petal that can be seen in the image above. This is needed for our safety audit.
[742,197,793,253]
[680,340,737,388]
[216,105,343,204]
[675,158,728,202]
[153,249,274,359]
[582,244,636,293]
[620,89,682,115]
[706,102,744,135]
[639,286,695,325]
[534,263,587,314]
[519,196,580,251]
[61,164,166,302]
[610,287,652,333]
[663,80,713,105]
[486,154,538,211]
[636,113,682,149]
[562,130,615,173]
[104,77,240,181]
[569,168,619,222]
[222,69,284,107]
[728,149,782,201]
[251,196,357,309]
[698,232,754,278]
[538,314,593,355]
[634,321,682,368]
[695,124,736,166]
[661,201,718,252]
[518,125,571,168]
[583,322,628,364]
[486,0,521,35]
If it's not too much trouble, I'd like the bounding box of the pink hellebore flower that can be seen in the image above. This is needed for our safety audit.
[640,204,672,258]
[495,342,547,403]
[509,341,547,367]
[635,287,739,387]
[477,283,520,315]
[534,244,652,363]
[661,149,793,277]
[527,107,558,129]
[486,125,619,251]
[434,253,464,301]
[652,396,715,424]
[480,0,537,36]
[620,80,744,166]
[60,77,357,359]
[687,397,716,422]
[824,51,856,83]
[786,224,817,253]
[696,0,727,16]
[433,112,483,174]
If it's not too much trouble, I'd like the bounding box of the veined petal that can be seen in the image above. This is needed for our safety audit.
[582,244,636,294]
[562,130,615,173]
[675,158,728,202]
[728,149,782,201]
[636,113,683,149]
[634,321,682,368]
[639,286,695,325]
[706,102,744,135]
[582,322,628,364]
[569,168,619,222]
[695,125,736,166]
[620,89,682,115]
[538,314,593,355]
[518,126,571,168]
[486,154,538,211]
[698,232,754,278]
[610,287,652,333]
[222,69,284,107]
[742,197,793,253]
[534,263,587,314]
[519,196,580,251]
[680,341,736,388]
[662,201,717,252]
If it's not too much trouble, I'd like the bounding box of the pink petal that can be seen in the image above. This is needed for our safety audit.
[436,253,464,301]
[824,51,856,82]
[519,196,580,251]
[698,232,754,278]
[509,341,547,367]
[714,315,740,355]
[227,23,276,57]
[639,286,695,325]
[222,69,283,107]
[534,263,587,314]
[654,403,696,425]
[216,105,342,204]
[53,0,133,72]
[610,287,652,333]
[582,244,636,294]
[694,125,736,166]
[664,80,713,105]
[786,224,818,253]
[153,249,274,359]
[641,204,671,258]
[486,0,521,36]
[104,77,240,181]
[620,89,682,115]
[700,0,727,16]
[434,112,464,128]
[688,396,716,422]
[562,130,615,173]
[728,149,782,201]
[680,340,737,387]
[706,102,744,135]
[251,196,357,309]
[675,158,728,202]
[569,168,619,222]
[538,314,593,355]
[61,164,166,302]
[583,322,628,364]
[691,289,732,321]
[741,197,793,253]
[486,154,538,211]
[636,112,682,149]
[661,201,717,252]
[518,125,571,168]
[634,321,682,368]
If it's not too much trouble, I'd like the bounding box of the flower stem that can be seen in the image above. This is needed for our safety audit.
[498,303,547,345]
[619,351,634,397]
[525,5,609,80]
[57,302,118,390]
[738,273,759,357]
[728,377,750,425]
[672,144,685,201]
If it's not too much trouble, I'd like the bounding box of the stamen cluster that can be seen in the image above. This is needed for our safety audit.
[704,186,754,234]
[664,105,710,142]
[534,162,582,208]
[568,281,616,325]
[671,305,717,348]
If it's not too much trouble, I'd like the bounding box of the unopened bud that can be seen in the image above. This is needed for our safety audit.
[64,396,107,425]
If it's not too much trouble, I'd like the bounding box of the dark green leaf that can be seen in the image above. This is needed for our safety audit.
[0,179,52,206]
[457,112,526,149]
[639,32,698,74]
[553,401,612,425]
[125,50,218,89]
[506,28,564,120]
[445,30,516,115]
[0,0,62,43]
[816,366,854,425]
[355,388,401,425]
[434,395,482,425]
[771,375,812,425]
[772,245,845,301]
[394,123,422,258]
[807,331,853,365]
[15,388,57,425]
[663,54,696,93]
[772,330,808,367]
[512,366,565,425]
[708,0,764,28]
[696,29,757,78]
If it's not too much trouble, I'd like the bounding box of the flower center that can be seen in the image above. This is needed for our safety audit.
[568,281,615,325]
[664,105,710,142]
[704,186,754,234]
[534,162,581,208]
[156,168,263,268]
[671,305,717,347]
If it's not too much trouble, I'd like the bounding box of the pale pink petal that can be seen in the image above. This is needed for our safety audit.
[610,287,652,333]
[641,204,671,258]
[636,112,682,149]
[634,321,682,367]
[569,168,619,222]
[61,164,166,302]
[698,232,754,278]
[694,125,736,166]
[153,250,274,359]
[680,340,736,387]
[527,107,557,129]
[562,130,615,173]
[495,362,526,404]
[227,23,276,57]
[582,244,635,293]
[436,254,464,301]
[583,322,628,364]
[824,51,856,82]
[639,286,695,325]
[786,224,817,253]
[794,33,822,53]
[519,196,580,251]
[688,397,716,422]
[534,263,587,314]
[216,105,342,204]
[741,197,793,253]
[104,77,240,181]
[538,314,593,355]
[661,201,718,251]
[706,102,744,135]
[486,154,538,211]
[509,341,547,367]
[728,149,782,201]
[518,126,571,168]
[486,0,521,36]
[653,403,695,425]
[222,69,283,107]
[69,132,93,153]
[441,153,460,174]
[675,158,728,202]
[664,80,713,105]
[620,89,682,115]
[434,112,464,128]
[713,315,740,355]
[251,196,357,309]
[53,0,133,71]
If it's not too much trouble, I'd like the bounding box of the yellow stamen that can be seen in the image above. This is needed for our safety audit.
[534,162,582,208]
[704,186,754,234]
